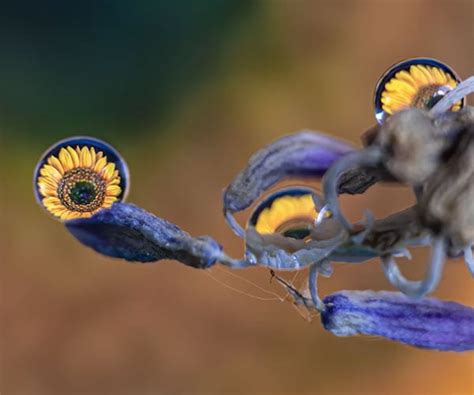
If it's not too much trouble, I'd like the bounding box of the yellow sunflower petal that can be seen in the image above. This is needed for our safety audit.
[106,184,122,196]
[381,95,409,106]
[58,148,74,172]
[102,162,116,181]
[452,101,462,112]
[38,183,57,197]
[94,157,107,172]
[40,164,63,182]
[104,195,118,204]
[418,65,435,84]
[385,78,417,95]
[102,197,118,208]
[67,146,80,168]
[38,175,58,189]
[109,170,120,184]
[431,67,447,85]
[61,211,80,220]
[80,146,93,168]
[382,103,409,114]
[255,194,317,234]
[383,98,407,107]
[381,91,413,105]
[382,102,406,115]
[446,77,458,88]
[52,208,68,218]
[395,70,417,85]
[47,155,64,175]
[89,147,97,167]
[43,196,62,205]
[108,176,121,185]
[42,197,65,214]
[410,65,430,85]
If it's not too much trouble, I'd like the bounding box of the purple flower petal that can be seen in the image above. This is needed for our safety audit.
[321,290,474,352]
[66,203,222,268]
[223,131,354,235]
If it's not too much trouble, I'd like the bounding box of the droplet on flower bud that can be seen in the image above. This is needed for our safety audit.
[374,58,464,124]
[33,136,130,221]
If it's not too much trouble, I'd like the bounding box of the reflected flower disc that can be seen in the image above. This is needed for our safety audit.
[374,58,464,124]
[247,187,323,240]
[34,136,130,221]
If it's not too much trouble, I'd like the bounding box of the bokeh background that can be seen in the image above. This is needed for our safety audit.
[1,1,473,394]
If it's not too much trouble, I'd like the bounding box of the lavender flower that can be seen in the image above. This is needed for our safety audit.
[66,202,222,268]
[223,131,354,236]
[322,291,474,352]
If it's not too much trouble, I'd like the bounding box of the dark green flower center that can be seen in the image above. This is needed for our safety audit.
[413,84,450,110]
[424,93,445,109]
[276,219,313,240]
[69,181,96,205]
[282,227,311,240]
[57,167,106,212]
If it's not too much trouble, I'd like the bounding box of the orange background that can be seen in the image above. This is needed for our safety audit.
[2,1,473,394]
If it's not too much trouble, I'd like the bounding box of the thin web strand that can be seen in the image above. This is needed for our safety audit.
[214,265,284,299]
[204,269,283,302]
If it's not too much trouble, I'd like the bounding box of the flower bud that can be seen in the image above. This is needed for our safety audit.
[418,125,474,249]
[376,109,445,185]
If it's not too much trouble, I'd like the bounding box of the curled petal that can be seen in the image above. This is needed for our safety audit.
[65,203,222,268]
[321,290,474,352]
[223,131,355,236]
[381,237,446,298]
[244,222,355,270]
[335,167,390,195]
[322,146,383,231]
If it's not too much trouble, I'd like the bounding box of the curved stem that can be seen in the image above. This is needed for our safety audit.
[464,246,474,277]
[350,209,375,245]
[309,264,325,311]
[224,209,245,238]
[216,251,254,269]
[311,192,323,211]
[431,76,474,116]
[322,146,383,231]
[315,205,330,225]
[381,237,446,298]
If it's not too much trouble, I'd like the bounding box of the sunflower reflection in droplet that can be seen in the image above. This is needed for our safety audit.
[248,187,322,240]
[34,137,129,220]
[374,58,464,124]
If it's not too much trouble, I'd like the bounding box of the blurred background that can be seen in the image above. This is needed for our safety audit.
[1,1,473,394]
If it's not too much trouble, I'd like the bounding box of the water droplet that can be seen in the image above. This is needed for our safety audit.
[374,58,463,124]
